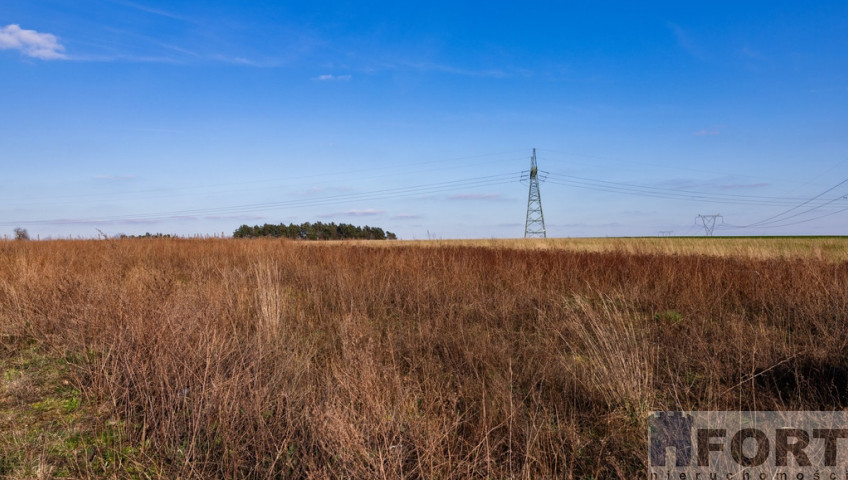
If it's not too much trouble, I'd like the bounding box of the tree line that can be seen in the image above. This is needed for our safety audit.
[233,222,397,240]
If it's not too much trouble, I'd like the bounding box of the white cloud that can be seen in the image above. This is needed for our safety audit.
[314,74,351,81]
[0,24,66,60]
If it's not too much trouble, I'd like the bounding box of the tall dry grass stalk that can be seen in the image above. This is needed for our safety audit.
[562,295,655,412]
[0,238,846,478]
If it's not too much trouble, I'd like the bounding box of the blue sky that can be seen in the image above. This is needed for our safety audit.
[1,1,847,239]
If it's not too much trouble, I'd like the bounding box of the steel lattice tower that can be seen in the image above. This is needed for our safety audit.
[524,148,546,238]
[696,214,723,236]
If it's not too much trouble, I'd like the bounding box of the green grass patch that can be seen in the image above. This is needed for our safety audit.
[0,342,160,478]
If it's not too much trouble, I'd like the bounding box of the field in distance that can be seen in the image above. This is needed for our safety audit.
[329,235,848,262]
[0,236,846,478]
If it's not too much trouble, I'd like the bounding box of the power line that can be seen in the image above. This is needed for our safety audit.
[0,150,530,207]
[536,148,835,189]
[721,203,848,230]
[547,172,794,201]
[544,174,829,208]
[0,171,522,227]
[724,174,848,228]
[536,148,768,179]
[543,170,847,233]
[5,147,846,235]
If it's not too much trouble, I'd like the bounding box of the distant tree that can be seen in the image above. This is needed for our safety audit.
[13,227,29,241]
[117,232,176,239]
[233,225,254,238]
[233,221,397,240]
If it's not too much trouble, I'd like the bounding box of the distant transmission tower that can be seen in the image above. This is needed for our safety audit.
[523,148,547,238]
[696,214,723,236]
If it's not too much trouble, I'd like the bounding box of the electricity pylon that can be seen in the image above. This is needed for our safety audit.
[524,148,546,238]
[696,214,723,236]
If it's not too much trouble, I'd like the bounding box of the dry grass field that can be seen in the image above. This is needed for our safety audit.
[372,236,848,262]
[1,237,847,478]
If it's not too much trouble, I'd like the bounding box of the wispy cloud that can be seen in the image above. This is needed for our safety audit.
[392,213,422,219]
[655,177,714,190]
[0,24,66,60]
[738,46,764,60]
[668,23,705,60]
[314,74,352,81]
[319,209,384,218]
[363,58,531,79]
[809,86,848,94]
[30,213,254,226]
[106,0,192,22]
[204,215,267,221]
[56,17,278,67]
[208,54,275,67]
[124,127,184,134]
[549,222,624,228]
[50,218,161,226]
[718,182,770,190]
[622,210,657,216]
[70,52,270,67]
[299,186,354,196]
[400,61,515,78]
[67,53,186,64]
[654,176,769,192]
[345,209,383,216]
[94,174,137,181]
[694,129,720,136]
[447,193,504,201]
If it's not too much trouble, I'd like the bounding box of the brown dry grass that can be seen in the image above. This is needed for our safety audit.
[1,237,847,478]
[377,236,848,262]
